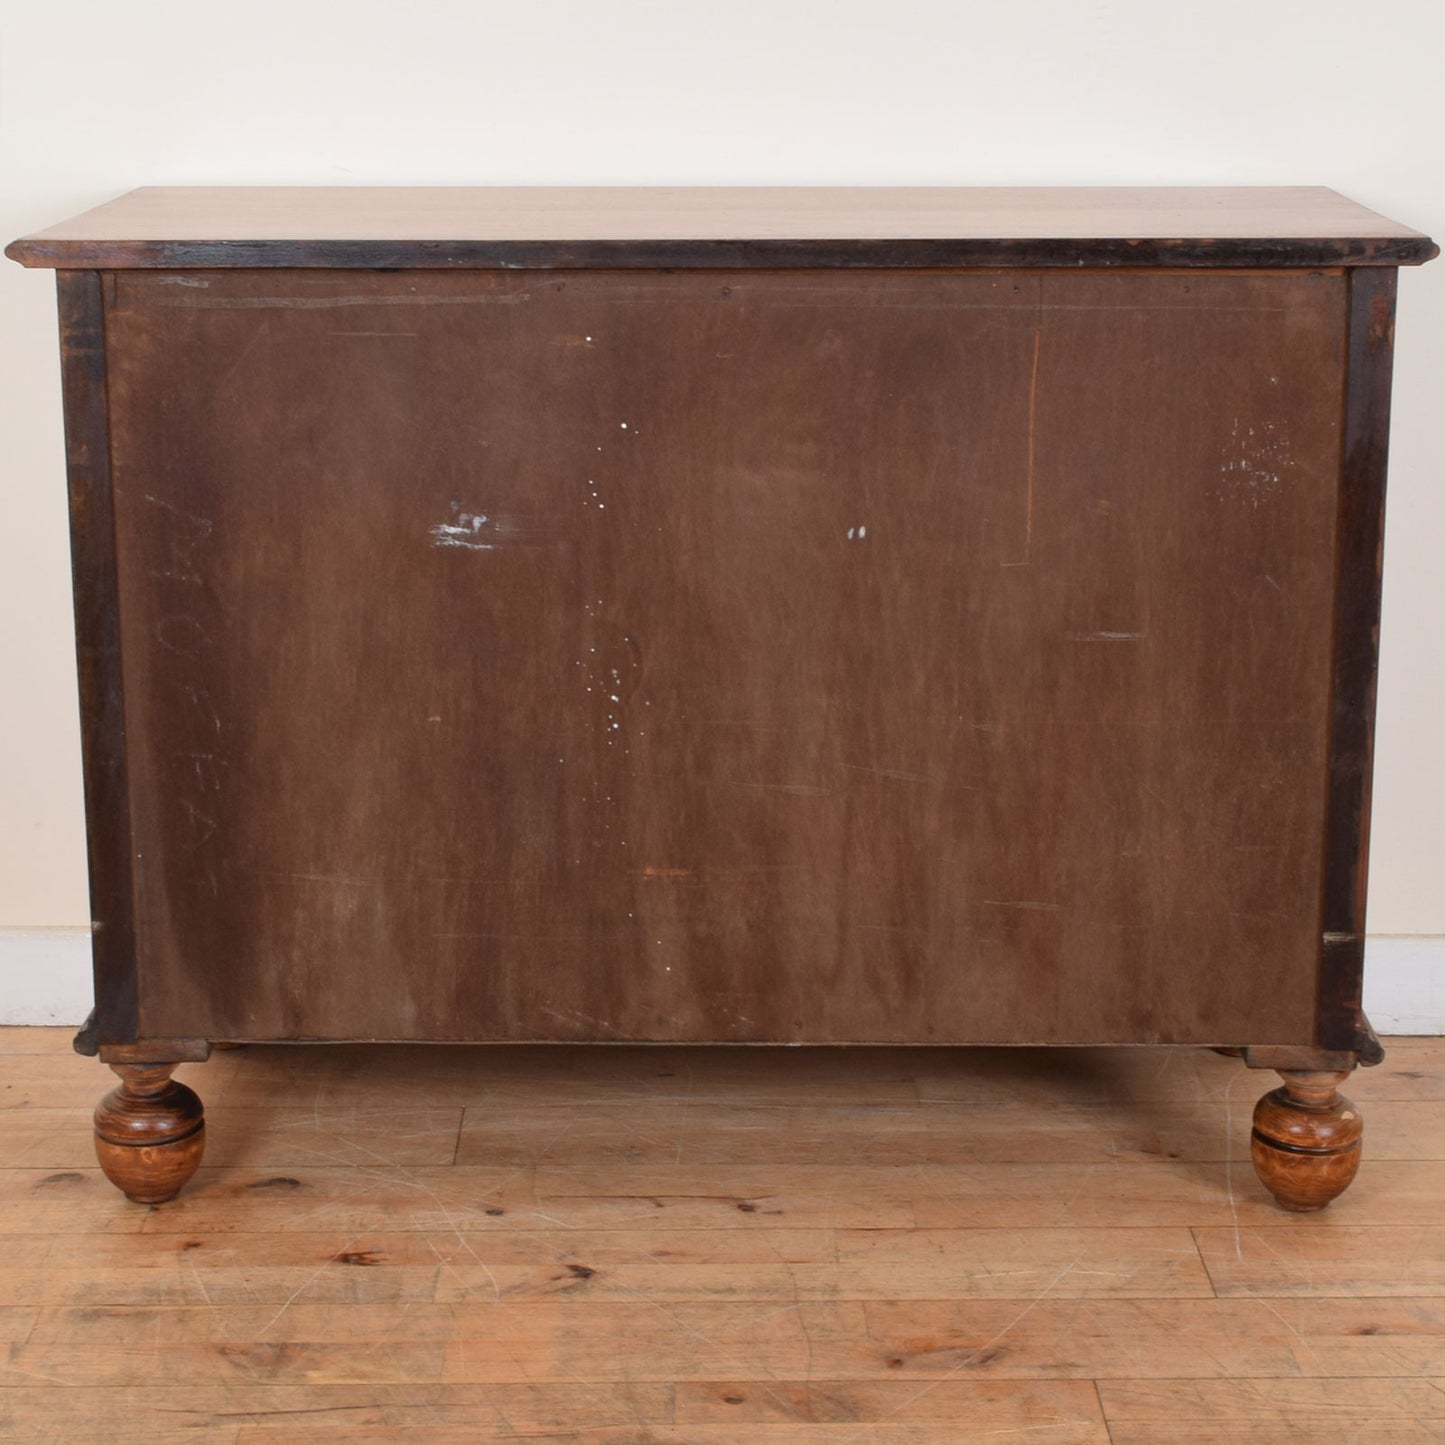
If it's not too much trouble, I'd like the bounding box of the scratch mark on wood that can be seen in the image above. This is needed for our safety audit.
[730,782,832,797]
[1000,323,1042,568]
[156,292,534,311]
[143,493,215,533]
[844,764,936,784]
[252,1242,360,1339]
[1025,322,1041,550]
[540,1007,619,1034]
[178,797,218,851]
[284,873,376,888]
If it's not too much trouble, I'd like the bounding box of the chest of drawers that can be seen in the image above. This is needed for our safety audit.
[8,187,1435,1210]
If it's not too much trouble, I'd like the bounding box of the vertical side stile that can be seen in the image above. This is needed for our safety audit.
[1316,266,1399,1052]
[56,269,138,1047]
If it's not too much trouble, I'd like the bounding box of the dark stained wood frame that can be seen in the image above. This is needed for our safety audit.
[10,234,1437,272]
[9,185,1438,272]
[55,269,139,1051]
[1315,267,1400,1054]
[48,260,1413,1060]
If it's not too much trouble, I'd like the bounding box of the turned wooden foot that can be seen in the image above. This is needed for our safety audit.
[1251,1069,1361,1213]
[93,1062,205,1204]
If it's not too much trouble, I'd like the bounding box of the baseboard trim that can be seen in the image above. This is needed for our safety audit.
[1,927,1441,1033]
[0,928,96,1026]
[1361,936,1445,1036]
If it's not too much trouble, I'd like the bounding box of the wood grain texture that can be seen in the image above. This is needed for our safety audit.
[1196,1225,1445,1297]
[91,1061,205,1203]
[1250,1069,1362,1212]
[0,1233,1213,1307]
[6,1296,1445,1380]
[99,266,1348,1047]
[6,185,1436,269]
[1097,1379,1445,1443]
[0,1385,1112,1445]
[0,1030,1443,1440]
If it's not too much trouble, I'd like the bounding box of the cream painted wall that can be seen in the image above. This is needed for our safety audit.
[1,0,1441,932]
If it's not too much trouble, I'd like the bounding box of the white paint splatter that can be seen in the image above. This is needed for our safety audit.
[430,504,495,550]
[1216,418,1291,508]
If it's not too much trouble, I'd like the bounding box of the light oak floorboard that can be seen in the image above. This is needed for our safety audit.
[1194,1225,1445,1297]
[0,1381,1111,1441]
[0,1228,1209,1306]
[6,1297,1445,1378]
[1096,1378,1445,1441]
[13,1159,1445,1235]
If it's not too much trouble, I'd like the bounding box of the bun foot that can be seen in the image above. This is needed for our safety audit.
[1251,1069,1361,1213]
[94,1062,206,1203]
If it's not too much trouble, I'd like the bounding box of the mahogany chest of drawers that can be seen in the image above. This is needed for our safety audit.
[8,187,1435,1210]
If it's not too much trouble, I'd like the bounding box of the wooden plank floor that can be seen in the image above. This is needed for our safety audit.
[2,1029,1443,1442]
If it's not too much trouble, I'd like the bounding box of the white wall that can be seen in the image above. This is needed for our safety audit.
[2,2,1441,957]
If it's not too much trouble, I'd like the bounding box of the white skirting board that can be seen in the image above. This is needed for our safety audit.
[1,929,97,1027]
[0,927,1441,1033]
[1359,936,1445,1036]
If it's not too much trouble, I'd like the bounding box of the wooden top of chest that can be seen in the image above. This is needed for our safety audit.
[7,186,1436,271]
